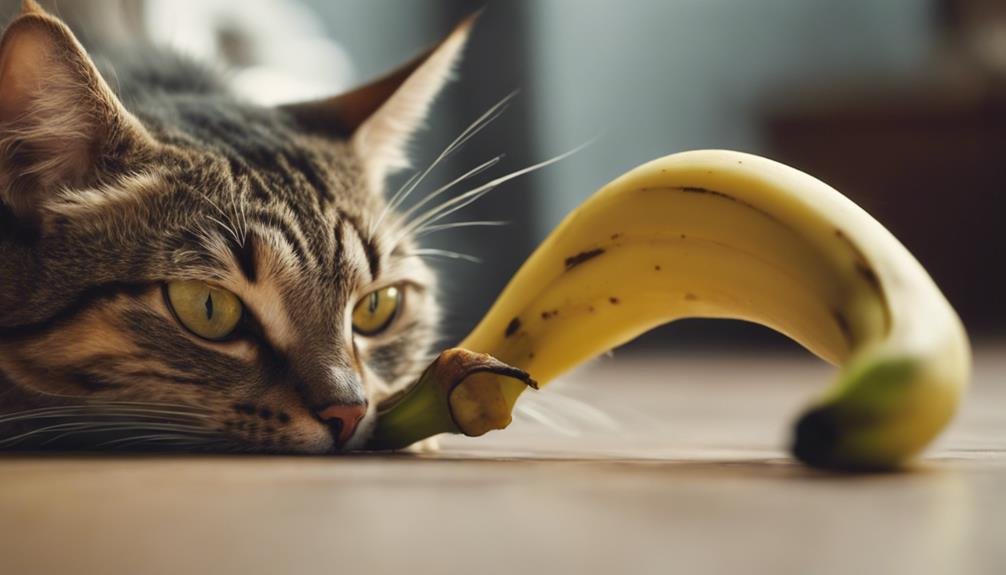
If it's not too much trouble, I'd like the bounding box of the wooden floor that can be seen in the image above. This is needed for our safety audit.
[0,345,1002,575]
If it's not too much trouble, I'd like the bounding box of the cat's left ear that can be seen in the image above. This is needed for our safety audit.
[281,15,476,194]
[0,1,154,223]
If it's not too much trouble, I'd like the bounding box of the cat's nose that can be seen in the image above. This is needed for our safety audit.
[316,402,367,447]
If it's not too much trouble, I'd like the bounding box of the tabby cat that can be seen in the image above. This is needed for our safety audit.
[0,1,472,452]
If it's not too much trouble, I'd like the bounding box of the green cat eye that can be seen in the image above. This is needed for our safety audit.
[352,286,401,336]
[165,280,243,341]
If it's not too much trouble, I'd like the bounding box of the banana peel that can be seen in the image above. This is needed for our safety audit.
[367,150,971,470]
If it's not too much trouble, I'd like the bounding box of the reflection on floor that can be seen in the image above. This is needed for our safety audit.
[0,346,1002,575]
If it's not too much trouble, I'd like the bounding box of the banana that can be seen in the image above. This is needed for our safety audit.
[368,150,971,470]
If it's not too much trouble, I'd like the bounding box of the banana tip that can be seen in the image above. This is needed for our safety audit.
[791,405,841,469]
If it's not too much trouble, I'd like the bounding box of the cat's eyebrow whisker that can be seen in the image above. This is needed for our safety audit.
[206,215,242,246]
[415,220,508,238]
[438,90,518,162]
[408,248,482,263]
[236,193,250,242]
[395,183,498,245]
[394,141,591,245]
[201,195,244,246]
[371,90,519,236]
[392,155,504,234]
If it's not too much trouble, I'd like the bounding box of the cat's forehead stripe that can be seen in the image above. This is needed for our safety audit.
[342,214,380,280]
[247,210,315,267]
[225,233,258,283]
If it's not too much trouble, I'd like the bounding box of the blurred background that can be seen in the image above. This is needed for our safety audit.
[13,0,1005,349]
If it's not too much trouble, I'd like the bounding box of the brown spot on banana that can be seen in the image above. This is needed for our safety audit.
[854,262,882,292]
[831,308,853,344]
[564,248,605,270]
[832,229,888,321]
[504,317,521,338]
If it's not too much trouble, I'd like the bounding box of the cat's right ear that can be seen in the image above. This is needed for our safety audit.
[0,1,153,224]
[281,15,476,195]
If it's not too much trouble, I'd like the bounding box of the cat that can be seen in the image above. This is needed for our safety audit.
[0,0,474,453]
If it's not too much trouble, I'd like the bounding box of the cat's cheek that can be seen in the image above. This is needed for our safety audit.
[0,299,146,396]
[219,387,336,453]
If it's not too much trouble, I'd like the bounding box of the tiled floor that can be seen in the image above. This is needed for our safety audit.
[0,346,1002,575]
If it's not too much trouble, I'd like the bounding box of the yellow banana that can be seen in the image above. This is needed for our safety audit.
[368,150,971,470]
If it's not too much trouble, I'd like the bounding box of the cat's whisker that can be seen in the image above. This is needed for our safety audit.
[415,220,508,238]
[380,91,516,216]
[0,406,131,425]
[371,90,518,236]
[395,140,593,244]
[0,402,216,432]
[201,195,244,246]
[392,155,504,233]
[94,431,216,450]
[396,185,499,245]
[86,399,216,412]
[87,407,215,420]
[39,423,216,447]
[0,423,82,447]
[408,248,482,263]
[0,409,211,428]
[438,90,518,161]
[0,421,137,447]
[14,397,218,411]
[35,419,217,446]
[206,215,241,245]
[523,389,620,432]
[236,193,250,242]
[515,402,582,437]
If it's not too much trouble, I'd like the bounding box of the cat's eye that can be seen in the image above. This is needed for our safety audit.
[164,280,243,341]
[352,286,401,336]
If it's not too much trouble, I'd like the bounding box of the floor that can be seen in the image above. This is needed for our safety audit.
[0,346,1002,575]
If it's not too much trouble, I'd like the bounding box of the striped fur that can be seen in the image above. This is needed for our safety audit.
[0,2,458,452]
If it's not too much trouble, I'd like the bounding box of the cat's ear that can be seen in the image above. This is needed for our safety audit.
[0,1,153,222]
[281,15,475,193]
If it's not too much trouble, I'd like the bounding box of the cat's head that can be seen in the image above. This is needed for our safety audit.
[0,2,472,452]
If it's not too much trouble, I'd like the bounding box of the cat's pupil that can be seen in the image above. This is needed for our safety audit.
[205,293,214,320]
[367,293,378,315]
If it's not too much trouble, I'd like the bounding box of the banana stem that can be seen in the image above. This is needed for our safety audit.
[367,348,537,450]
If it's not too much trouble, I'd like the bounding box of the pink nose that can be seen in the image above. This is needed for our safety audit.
[316,403,367,447]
